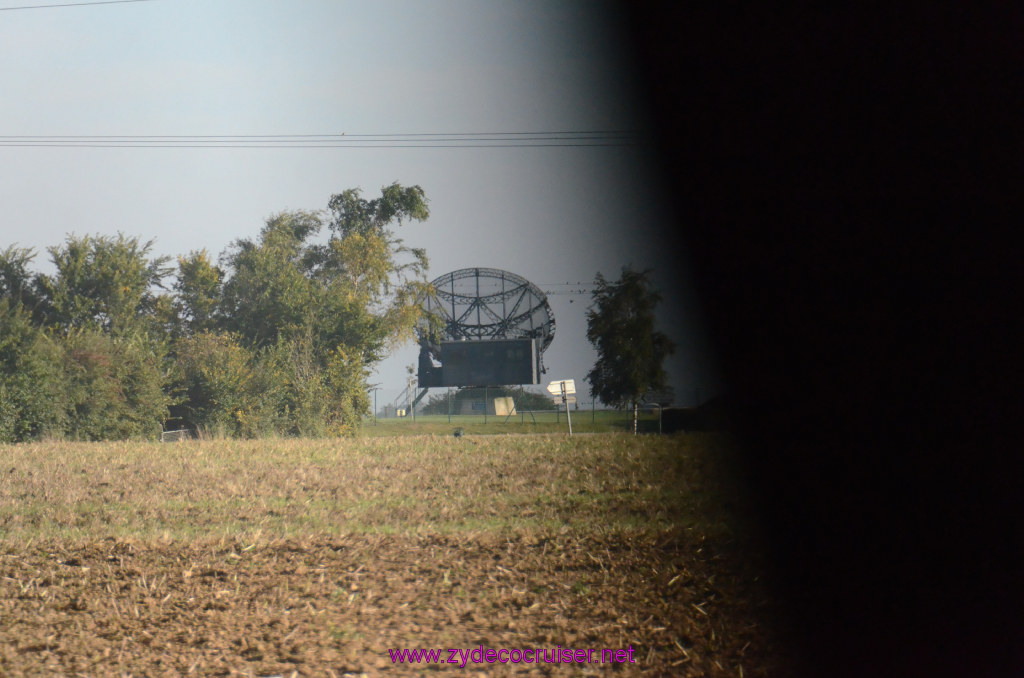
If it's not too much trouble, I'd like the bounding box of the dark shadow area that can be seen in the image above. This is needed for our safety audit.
[661,396,732,434]
[606,415,661,434]
[613,4,1024,677]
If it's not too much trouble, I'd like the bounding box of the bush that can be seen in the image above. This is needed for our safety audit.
[63,329,170,441]
[321,345,369,435]
[173,331,262,437]
[0,301,68,442]
[250,338,368,438]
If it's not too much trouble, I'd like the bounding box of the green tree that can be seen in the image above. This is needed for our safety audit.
[173,250,223,335]
[37,233,172,334]
[1,182,431,440]
[585,267,675,434]
[219,211,321,347]
[22,233,177,440]
[320,184,432,363]
[0,300,68,442]
[217,184,432,432]
[221,185,431,357]
[0,245,45,316]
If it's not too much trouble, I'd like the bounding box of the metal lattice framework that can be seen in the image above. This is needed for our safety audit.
[419,267,556,355]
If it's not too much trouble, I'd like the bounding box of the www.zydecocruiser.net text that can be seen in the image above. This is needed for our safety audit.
[388,645,637,667]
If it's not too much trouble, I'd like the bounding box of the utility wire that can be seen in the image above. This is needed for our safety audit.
[0,131,640,149]
[541,282,594,295]
[0,131,635,138]
[0,143,635,148]
[0,0,156,11]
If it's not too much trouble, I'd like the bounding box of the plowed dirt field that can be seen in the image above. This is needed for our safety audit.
[0,434,786,676]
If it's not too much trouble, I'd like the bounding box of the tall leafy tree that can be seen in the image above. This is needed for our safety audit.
[27,234,175,439]
[585,267,675,434]
[219,211,322,347]
[220,184,430,355]
[0,245,44,315]
[319,184,431,362]
[37,233,172,334]
[173,249,223,336]
[216,183,432,431]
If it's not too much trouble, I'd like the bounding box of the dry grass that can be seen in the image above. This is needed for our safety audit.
[0,434,738,543]
[0,433,786,676]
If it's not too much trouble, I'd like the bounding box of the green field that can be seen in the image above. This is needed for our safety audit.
[364,409,664,436]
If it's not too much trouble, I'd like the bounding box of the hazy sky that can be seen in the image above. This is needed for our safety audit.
[0,0,720,407]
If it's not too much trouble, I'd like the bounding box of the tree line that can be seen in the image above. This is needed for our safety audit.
[0,184,431,442]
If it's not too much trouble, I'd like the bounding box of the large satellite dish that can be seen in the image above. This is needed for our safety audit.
[417,268,555,387]
[423,268,556,349]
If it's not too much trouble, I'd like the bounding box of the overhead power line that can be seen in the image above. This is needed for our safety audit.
[0,0,156,11]
[0,130,633,138]
[542,282,594,295]
[0,131,640,149]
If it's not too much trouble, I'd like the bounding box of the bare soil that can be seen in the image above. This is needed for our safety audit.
[0,531,785,676]
[0,434,788,675]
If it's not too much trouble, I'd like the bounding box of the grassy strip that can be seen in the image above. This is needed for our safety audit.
[360,409,665,436]
[0,433,743,544]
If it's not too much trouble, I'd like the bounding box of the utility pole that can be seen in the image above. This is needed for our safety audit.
[563,382,573,436]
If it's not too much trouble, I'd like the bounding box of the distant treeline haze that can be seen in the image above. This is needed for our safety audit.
[0,184,431,442]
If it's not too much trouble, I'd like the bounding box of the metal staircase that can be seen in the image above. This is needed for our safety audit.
[411,387,430,409]
[387,384,430,413]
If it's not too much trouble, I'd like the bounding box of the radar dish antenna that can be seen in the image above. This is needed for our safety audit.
[416,268,556,386]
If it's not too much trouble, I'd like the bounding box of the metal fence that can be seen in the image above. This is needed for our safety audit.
[373,407,663,428]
